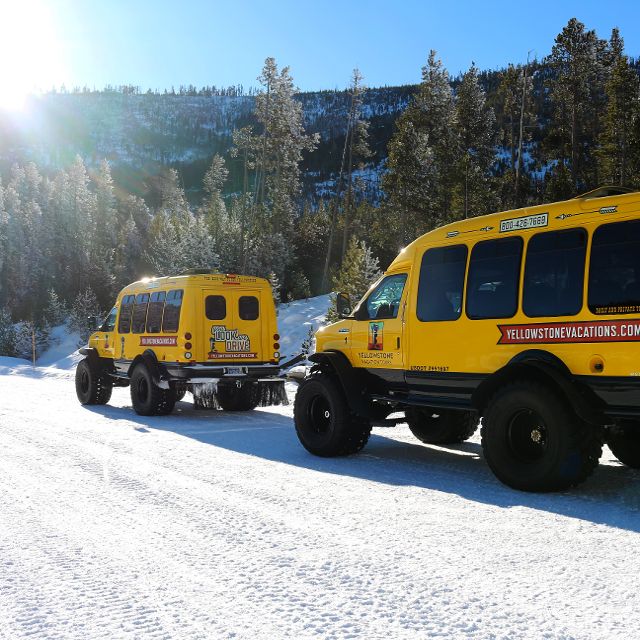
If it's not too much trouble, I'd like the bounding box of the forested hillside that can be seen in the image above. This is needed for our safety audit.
[1,18,640,357]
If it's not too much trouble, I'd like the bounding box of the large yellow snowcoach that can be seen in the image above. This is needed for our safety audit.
[75,271,292,415]
[294,187,640,491]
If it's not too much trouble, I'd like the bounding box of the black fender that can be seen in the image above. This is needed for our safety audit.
[78,347,113,373]
[472,349,605,425]
[127,349,168,385]
[308,351,371,417]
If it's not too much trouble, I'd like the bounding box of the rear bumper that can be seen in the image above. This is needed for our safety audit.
[165,362,281,382]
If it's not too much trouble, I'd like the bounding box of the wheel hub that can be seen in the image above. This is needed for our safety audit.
[507,409,548,462]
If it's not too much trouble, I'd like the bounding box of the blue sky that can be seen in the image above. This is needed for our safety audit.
[42,0,640,92]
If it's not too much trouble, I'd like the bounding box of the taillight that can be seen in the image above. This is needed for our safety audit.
[185,342,192,350]
[185,332,192,340]
[274,342,280,350]
[273,333,280,341]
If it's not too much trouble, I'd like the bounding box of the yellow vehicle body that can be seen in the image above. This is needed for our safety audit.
[77,272,286,415]
[90,273,280,368]
[295,187,640,491]
[318,188,640,385]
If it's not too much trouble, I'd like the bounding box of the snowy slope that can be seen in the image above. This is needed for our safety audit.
[277,294,331,361]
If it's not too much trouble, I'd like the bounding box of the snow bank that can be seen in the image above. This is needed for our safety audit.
[277,294,331,361]
[37,325,82,370]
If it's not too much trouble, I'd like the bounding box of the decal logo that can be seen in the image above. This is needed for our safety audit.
[368,321,384,350]
[498,319,640,344]
[208,325,256,359]
[140,336,177,346]
[500,213,548,233]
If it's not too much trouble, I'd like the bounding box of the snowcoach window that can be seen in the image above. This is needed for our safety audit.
[101,306,118,332]
[466,237,522,320]
[588,220,640,315]
[206,295,227,320]
[523,229,586,317]
[131,293,150,333]
[146,291,166,333]
[239,296,259,321]
[118,295,135,334]
[358,274,407,320]
[417,245,468,322]
[162,289,183,333]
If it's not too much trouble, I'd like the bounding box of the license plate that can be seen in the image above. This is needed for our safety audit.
[223,367,247,376]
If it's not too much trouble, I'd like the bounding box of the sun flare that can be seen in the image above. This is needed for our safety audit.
[0,0,65,110]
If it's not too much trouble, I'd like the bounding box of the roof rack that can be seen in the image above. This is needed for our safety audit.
[574,186,636,199]
[181,268,220,275]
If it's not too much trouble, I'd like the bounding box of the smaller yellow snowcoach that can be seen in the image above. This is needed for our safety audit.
[75,271,292,415]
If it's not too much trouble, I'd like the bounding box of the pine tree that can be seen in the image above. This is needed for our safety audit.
[69,289,102,342]
[44,289,68,326]
[454,63,498,218]
[327,237,381,321]
[0,308,16,357]
[383,51,457,240]
[546,18,608,194]
[597,30,640,185]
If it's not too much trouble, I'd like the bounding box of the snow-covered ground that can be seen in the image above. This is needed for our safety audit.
[1,296,640,639]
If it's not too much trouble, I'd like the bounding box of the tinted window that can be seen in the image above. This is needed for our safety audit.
[162,289,183,332]
[239,296,259,320]
[206,295,227,320]
[358,274,407,320]
[131,293,150,333]
[523,229,586,317]
[417,245,468,322]
[118,295,135,334]
[466,237,522,319]
[589,220,640,315]
[102,306,118,332]
[146,291,166,333]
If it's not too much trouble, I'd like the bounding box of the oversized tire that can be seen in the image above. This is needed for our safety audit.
[130,364,175,416]
[216,383,260,411]
[75,358,113,405]
[406,407,478,444]
[294,373,372,457]
[607,422,640,468]
[481,381,602,492]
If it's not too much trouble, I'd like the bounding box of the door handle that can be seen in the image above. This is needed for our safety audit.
[397,337,400,349]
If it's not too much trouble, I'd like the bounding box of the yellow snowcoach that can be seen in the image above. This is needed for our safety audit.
[75,271,293,415]
[294,187,640,491]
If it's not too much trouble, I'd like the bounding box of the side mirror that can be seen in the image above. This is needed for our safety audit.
[336,292,352,318]
[91,315,104,331]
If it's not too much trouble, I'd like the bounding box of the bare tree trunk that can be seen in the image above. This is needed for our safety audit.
[515,55,529,206]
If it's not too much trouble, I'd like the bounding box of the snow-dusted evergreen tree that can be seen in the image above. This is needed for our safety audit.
[89,160,117,307]
[383,51,457,238]
[232,58,318,289]
[454,63,498,217]
[13,320,51,362]
[0,182,7,302]
[69,289,102,342]
[44,289,68,326]
[0,308,16,357]
[268,272,281,305]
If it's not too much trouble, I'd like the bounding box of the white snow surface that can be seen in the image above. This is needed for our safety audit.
[1,297,640,638]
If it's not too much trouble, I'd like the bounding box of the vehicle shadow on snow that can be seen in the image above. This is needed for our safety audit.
[86,401,640,533]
